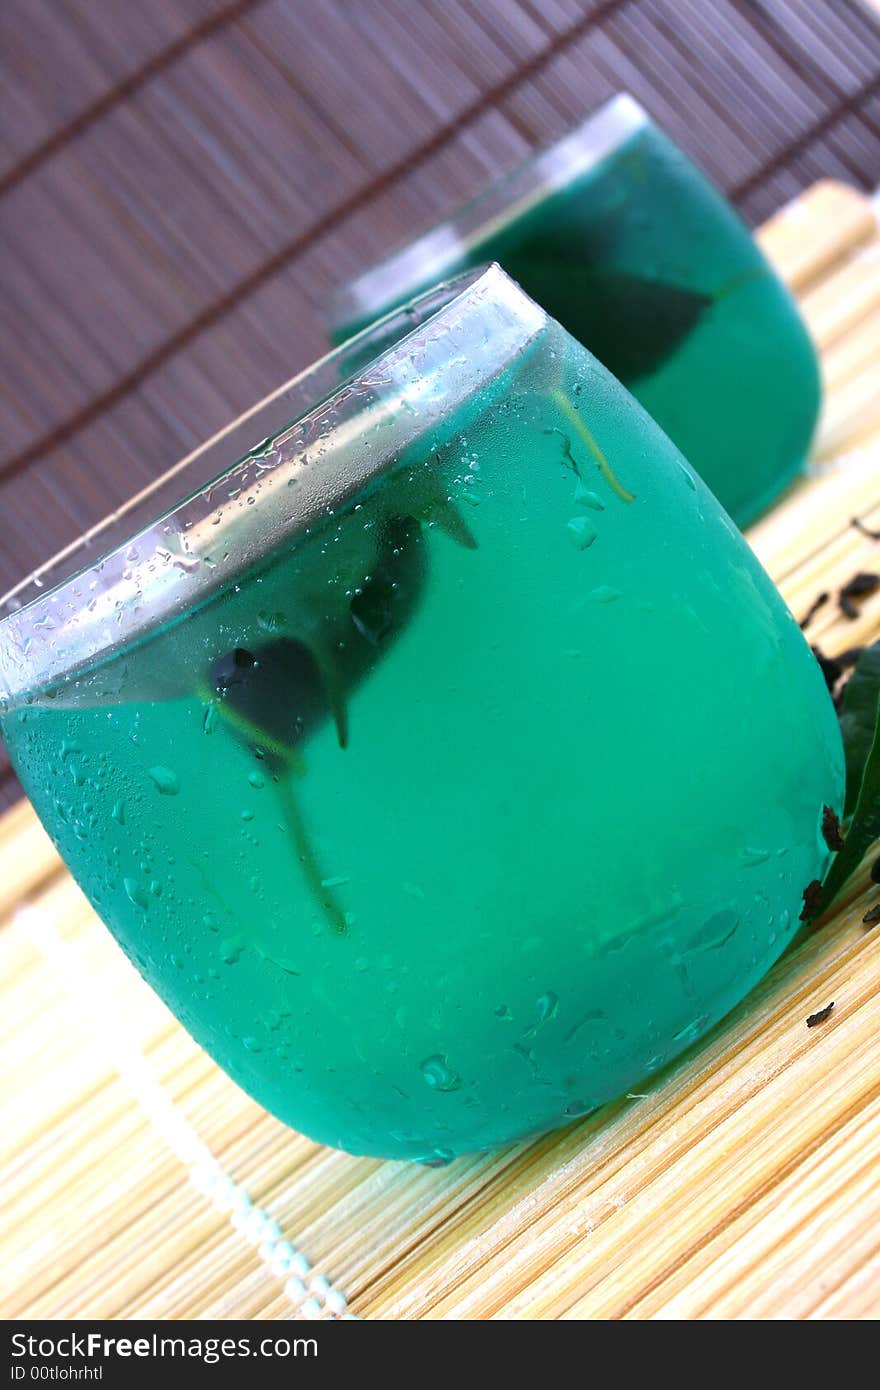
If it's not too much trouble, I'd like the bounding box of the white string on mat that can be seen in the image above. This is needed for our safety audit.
[15,902,354,1320]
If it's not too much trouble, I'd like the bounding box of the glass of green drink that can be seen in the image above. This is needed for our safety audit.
[0,266,841,1162]
[329,95,820,528]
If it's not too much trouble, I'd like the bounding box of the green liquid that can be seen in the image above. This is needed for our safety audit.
[2,337,841,1161]
[338,123,820,527]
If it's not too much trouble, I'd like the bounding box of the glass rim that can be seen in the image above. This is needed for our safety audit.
[0,262,546,704]
[327,92,649,333]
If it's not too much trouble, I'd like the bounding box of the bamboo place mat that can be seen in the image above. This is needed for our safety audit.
[2,180,879,1322]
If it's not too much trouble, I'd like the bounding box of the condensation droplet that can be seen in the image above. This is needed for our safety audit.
[417,1147,455,1167]
[535,991,559,1026]
[148,766,180,796]
[566,516,598,550]
[574,482,605,511]
[740,847,770,866]
[420,1054,461,1092]
[673,1014,710,1044]
[123,877,149,910]
[563,1100,596,1118]
[590,585,621,604]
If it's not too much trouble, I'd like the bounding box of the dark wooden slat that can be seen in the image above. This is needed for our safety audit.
[0,25,366,446]
[733,72,880,202]
[517,0,598,27]
[825,104,880,178]
[748,0,880,93]
[501,18,761,184]
[423,0,550,85]
[0,0,564,460]
[246,4,451,168]
[0,0,624,487]
[739,93,880,223]
[0,0,239,185]
[619,0,824,163]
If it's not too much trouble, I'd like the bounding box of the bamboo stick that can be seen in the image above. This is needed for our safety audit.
[756,180,877,293]
[0,801,61,920]
[631,1098,880,1317]
[799,242,880,351]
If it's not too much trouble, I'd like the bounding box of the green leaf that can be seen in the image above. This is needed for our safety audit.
[814,668,880,919]
[505,261,712,383]
[839,640,880,817]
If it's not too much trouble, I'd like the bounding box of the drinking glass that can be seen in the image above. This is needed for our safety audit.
[0,266,841,1162]
[329,96,821,528]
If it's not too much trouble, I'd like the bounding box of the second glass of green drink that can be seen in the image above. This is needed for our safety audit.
[0,267,841,1162]
[329,95,821,528]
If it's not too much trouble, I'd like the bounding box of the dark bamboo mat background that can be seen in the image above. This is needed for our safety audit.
[2,0,880,812]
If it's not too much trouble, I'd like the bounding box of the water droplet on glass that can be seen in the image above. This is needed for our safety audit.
[149,766,180,796]
[678,461,697,491]
[574,482,605,511]
[740,847,770,866]
[535,990,559,1025]
[420,1054,461,1092]
[417,1147,455,1167]
[257,610,286,635]
[673,1014,710,1044]
[590,585,621,604]
[563,1100,595,1118]
[680,909,739,957]
[124,877,149,910]
[220,937,243,965]
[566,516,598,550]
